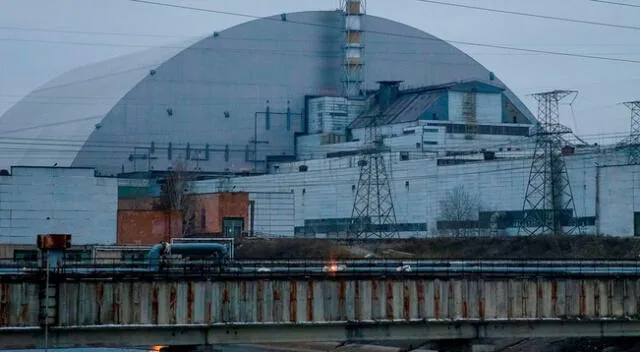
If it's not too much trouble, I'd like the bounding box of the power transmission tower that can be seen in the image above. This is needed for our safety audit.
[625,101,640,165]
[520,90,581,236]
[349,112,398,240]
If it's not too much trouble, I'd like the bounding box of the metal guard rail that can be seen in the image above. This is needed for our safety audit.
[3,259,640,278]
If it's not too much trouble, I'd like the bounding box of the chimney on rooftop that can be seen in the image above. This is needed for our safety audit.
[377,81,402,111]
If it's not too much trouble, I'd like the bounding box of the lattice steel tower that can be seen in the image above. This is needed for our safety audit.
[349,82,399,240]
[520,90,581,236]
[342,0,365,98]
[626,101,640,165]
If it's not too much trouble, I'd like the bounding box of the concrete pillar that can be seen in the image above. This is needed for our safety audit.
[432,340,495,352]
[160,346,217,352]
[470,344,496,352]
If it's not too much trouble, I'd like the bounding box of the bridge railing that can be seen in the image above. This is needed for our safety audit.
[4,258,640,277]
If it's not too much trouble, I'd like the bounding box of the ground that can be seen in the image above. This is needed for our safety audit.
[234,236,640,260]
[240,338,640,352]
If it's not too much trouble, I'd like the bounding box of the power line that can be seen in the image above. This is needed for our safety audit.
[2,36,639,58]
[127,0,265,20]
[0,24,638,47]
[414,0,640,31]
[0,25,191,39]
[122,0,640,65]
[588,0,640,8]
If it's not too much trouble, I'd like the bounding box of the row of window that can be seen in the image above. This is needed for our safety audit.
[13,250,147,263]
[436,210,596,230]
[295,218,428,234]
[427,123,530,136]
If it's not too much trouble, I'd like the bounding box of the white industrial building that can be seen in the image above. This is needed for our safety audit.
[193,142,639,238]
[0,167,118,245]
[0,8,636,241]
[190,80,636,238]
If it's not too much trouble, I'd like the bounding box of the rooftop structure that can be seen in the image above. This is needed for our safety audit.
[0,11,533,176]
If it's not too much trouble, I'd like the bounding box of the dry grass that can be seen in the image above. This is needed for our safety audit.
[235,238,352,259]
[234,236,640,260]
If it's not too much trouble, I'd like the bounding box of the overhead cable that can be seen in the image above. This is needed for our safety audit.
[588,0,640,8]
[414,0,640,31]
[124,0,640,65]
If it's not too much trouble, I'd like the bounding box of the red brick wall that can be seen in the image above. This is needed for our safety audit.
[118,198,156,211]
[117,192,249,243]
[218,192,250,233]
[117,210,182,245]
[192,192,249,235]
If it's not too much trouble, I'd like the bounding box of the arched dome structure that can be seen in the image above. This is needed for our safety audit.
[0,11,534,175]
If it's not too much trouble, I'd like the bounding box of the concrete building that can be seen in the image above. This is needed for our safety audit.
[190,145,640,237]
[2,8,636,239]
[0,166,118,245]
[0,11,533,176]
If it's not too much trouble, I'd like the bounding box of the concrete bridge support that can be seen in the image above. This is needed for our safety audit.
[427,340,495,352]
[160,346,216,352]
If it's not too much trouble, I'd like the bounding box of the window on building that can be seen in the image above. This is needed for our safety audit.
[14,250,38,263]
[223,218,244,237]
[400,151,410,161]
[201,208,206,231]
[121,251,146,262]
[64,250,92,262]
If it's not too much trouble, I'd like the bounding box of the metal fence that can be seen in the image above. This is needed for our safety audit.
[4,258,640,278]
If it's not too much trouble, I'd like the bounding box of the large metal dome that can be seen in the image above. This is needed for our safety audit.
[0,11,533,175]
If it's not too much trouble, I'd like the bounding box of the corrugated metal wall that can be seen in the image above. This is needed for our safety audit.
[0,167,118,245]
[2,277,640,328]
[250,192,295,237]
[191,148,637,236]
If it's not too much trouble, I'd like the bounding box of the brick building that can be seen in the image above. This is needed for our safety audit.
[117,192,249,245]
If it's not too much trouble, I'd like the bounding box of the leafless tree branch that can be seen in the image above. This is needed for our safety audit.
[154,161,198,235]
[439,185,479,237]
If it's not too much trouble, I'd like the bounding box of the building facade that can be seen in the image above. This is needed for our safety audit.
[0,11,533,176]
[0,167,118,245]
[190,146,639,237]
[116,192,250,245]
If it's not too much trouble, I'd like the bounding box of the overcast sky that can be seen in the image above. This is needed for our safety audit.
[0,0,639,143]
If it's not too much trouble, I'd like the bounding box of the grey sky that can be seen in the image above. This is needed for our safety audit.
[0,0,638,142]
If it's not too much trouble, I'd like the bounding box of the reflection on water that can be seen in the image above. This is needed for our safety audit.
[1,346,267,352]
[2,349,160,352]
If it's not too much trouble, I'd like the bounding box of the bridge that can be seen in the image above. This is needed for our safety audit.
[2,260,640,351]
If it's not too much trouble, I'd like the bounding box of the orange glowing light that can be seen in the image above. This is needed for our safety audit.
[151,346,166,352]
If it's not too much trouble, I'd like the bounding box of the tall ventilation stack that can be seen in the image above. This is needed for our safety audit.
[342,0,365,98]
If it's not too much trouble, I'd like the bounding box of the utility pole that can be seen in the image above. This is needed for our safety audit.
[520,90,581,236]
[625,101,640,165]
[349,85,398,240]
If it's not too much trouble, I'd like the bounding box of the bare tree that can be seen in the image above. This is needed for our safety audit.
[439,185,479,237]
[154,161,198,235]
